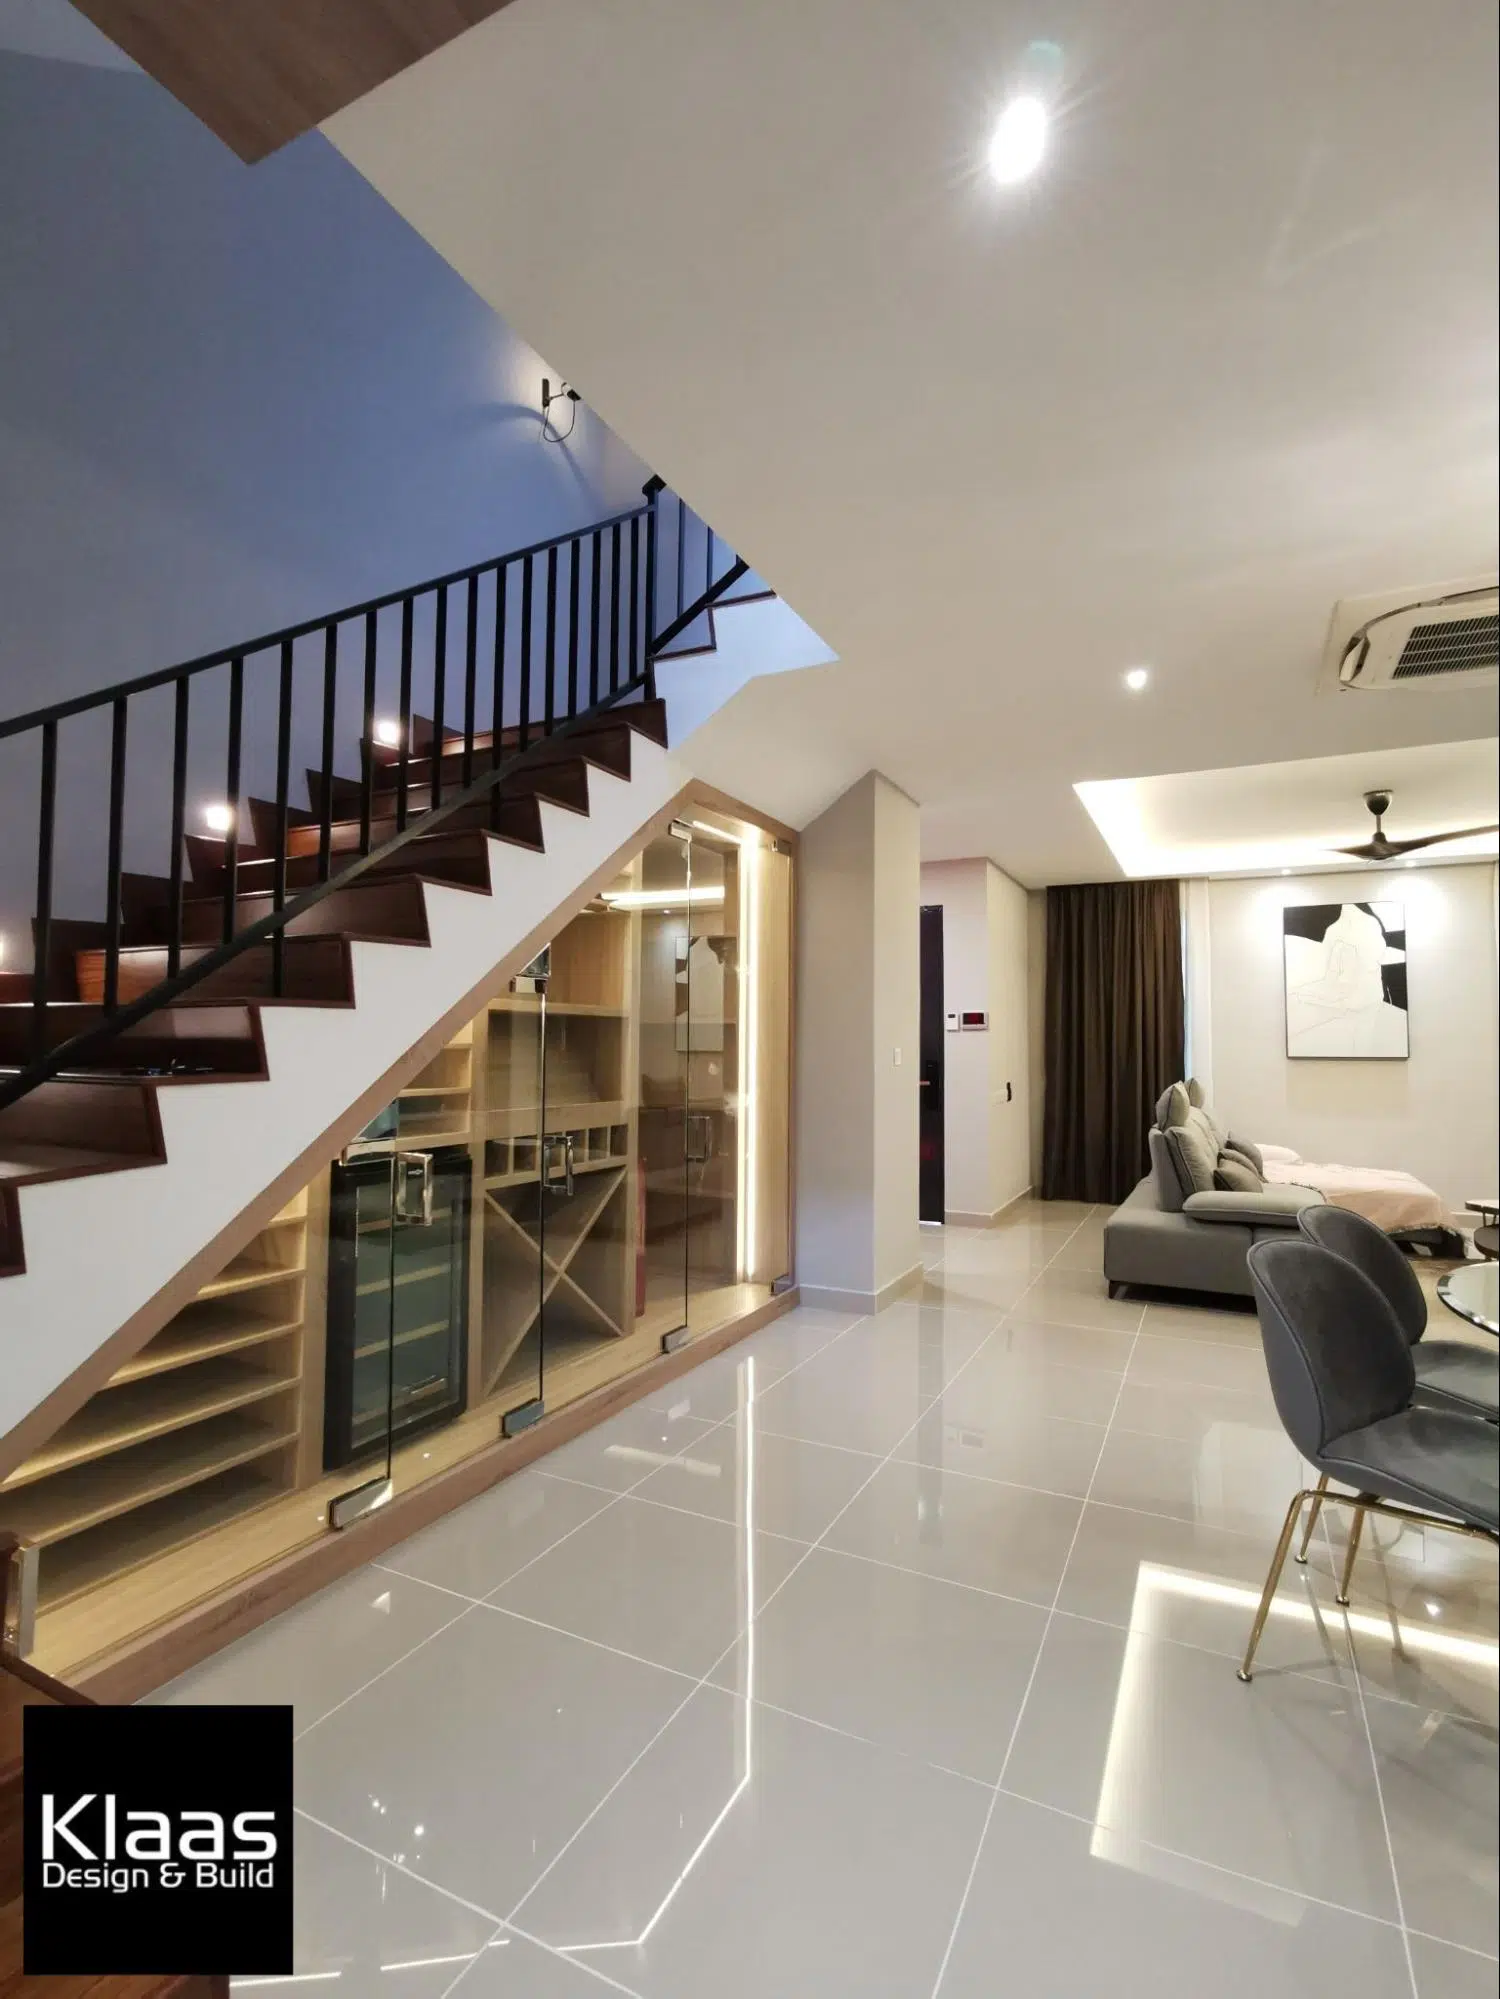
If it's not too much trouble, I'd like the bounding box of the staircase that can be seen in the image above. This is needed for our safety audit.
[0,479,773,1464]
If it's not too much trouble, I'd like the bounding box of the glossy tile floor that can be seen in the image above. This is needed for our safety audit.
[157,1202,1499,1998]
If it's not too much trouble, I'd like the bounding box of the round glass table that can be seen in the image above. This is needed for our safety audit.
[1437,1261,1500,1336]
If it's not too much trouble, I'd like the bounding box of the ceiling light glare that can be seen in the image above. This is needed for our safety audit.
[1123,667,1150,692]
[202,802,235,834]
[372,717,402,748]
[988,95,1049,185]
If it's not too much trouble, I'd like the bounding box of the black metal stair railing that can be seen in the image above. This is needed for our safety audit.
[0,478,765,1111]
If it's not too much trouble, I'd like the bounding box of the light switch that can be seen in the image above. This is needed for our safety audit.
[893,1046,902,1067]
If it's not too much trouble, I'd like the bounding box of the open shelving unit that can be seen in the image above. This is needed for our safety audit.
[1,1190,312,1621]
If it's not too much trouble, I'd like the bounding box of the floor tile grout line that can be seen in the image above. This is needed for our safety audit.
[499,1290,1035,1938]
[504,1919,649,1998]
[291,1601,481,1744]
[433,1920,511,1999]
[298,1408,726,1745]
[292,1805,506,1924]
[991,1784,1418,1939]
[1318,1505,1422,1997]
[1403,1928,1500,1965]
[928,1215,1146,1999]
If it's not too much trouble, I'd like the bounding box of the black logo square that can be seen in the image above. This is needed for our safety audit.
[24,1704,293,1976]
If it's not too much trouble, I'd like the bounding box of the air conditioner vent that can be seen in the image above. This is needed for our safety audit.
[1393,613,1498,681]
[1319,578,1500,693]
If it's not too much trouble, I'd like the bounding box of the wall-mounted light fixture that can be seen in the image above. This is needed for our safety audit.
[541,377,581,443]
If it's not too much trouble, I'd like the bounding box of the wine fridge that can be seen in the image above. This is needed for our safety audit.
[323,1142,471,1470]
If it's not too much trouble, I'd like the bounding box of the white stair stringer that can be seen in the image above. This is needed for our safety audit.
[0,735,684,1447]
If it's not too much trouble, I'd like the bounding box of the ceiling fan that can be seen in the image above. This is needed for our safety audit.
[1336,789,1499,863]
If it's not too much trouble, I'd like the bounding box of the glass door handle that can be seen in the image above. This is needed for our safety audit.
[543,1132,575,1196]
[686,1114,714,1163]
[394,1150,434,1227]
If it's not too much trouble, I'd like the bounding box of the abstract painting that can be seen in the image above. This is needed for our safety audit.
[1282,902,1408,1059]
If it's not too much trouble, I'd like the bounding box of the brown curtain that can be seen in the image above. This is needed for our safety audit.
[1041,879,1184,1204]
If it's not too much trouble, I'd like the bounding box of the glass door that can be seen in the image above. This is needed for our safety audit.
[632,831,693,1350]
[681,828,739,1336]
[480,955,549,1432]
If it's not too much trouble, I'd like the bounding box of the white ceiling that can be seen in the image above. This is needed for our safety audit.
[327,0,1499,884]
[1077,736,1499,877]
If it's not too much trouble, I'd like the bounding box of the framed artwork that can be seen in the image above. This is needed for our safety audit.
[1282,901,1408,1059]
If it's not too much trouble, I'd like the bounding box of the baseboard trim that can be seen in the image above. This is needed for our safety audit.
[943,1186,1034,1227]
[74,1287,799,1702]
[800,1261,925,1316]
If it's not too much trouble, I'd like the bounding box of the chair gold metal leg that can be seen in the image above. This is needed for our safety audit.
[1335,1499,1368,1606]
[1295,1474,1328,1564]
[1238,1489,1310,1683]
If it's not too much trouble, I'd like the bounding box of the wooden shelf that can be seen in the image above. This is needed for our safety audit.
[3,1411,298,1548]
[198,1255,305,1300]
[485,1153,626,1191]
[36,1457,292,1613]
[3,1358,299,1489]
[109,1298,302,1384]
[489,999,626,1018]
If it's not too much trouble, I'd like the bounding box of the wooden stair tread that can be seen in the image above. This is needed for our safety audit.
[0,1143,151,1183]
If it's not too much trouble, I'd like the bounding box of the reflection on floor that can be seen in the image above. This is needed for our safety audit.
[155,1203,1498,1998]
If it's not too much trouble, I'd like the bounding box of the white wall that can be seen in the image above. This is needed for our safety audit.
[1203,862,1499,1214]
[798,772,921,1303]
[988,866,1032,1213]
[920,859,1032,1219]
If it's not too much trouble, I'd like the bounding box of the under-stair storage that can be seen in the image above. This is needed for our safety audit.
[0,1192,311,1626]
[1,797,795,1688]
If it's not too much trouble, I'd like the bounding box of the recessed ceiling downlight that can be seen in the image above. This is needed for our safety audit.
[1124,667,1150,692]
[988,96,1049,185]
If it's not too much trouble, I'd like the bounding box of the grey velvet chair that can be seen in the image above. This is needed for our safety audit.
[1294,1204,1499,1566]
[1238,1237,1499,1681]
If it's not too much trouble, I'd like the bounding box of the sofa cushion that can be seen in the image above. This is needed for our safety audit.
[1214,1153,1264,1193]
[1227,1134,1265,1174]
[1158,1082,1191,1130]
[1183,1185,1321,1225]
[1186,1077,1205,1108]
[1166,1119,1217,1194]
[1149,1127,1185,1212]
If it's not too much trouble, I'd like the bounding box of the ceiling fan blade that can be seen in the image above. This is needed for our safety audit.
[1334,840,1389,861]
[1379,824,1500,856]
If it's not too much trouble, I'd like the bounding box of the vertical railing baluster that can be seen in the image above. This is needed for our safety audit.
[643,489,659,703]
[271,638,294,998]
[588,530,602,707]
[31,719,58,1063]
[566,539,581,720]
[518,556,534,751]
[221,656,244,948]
[544,545,558,736]
[395,596,414,832]
[317,624,337,883]
[431,585,448,811]
[628,516,641,687]
[463,572,479,787]
[609,522,622,693]
[359,611,377,858]
[166,677,190,978]
[490,564,508,830]
[101,696,129,1014]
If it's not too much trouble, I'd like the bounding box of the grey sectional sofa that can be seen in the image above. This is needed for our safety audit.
[1103,1082,1319,1300]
